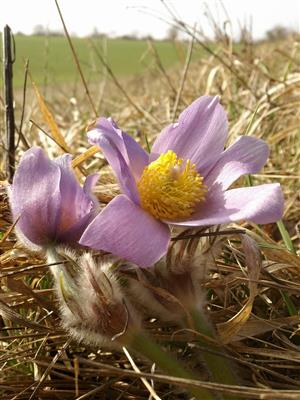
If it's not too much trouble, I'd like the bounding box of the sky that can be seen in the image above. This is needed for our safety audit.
[1,0,299,40]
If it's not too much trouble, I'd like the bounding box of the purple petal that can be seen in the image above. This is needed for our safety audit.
[54,154,96,242]
[83,173,100,196]
[83,172,100,208]
[205,136,269,191]
[168,184,284,227]
[88,117,149,203]
[80,194,170,267]
[10,147,62,246]
[60,212,96,244]
[150,96,228,172]
[10,147,98,248]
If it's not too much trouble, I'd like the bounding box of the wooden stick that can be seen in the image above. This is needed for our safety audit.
[54,0,98,118]
[2,25,15,182]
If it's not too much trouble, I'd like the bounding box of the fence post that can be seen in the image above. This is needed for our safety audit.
[3,25,15,182]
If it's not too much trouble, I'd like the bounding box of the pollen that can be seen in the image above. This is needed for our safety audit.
[137,150,207,220]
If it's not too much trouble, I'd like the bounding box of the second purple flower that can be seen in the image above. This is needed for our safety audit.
[9,147,99,250]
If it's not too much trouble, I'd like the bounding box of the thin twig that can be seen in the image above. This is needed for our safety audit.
[29,338,72,400]
[96,37,108,111]
[90,40,161,127]
[147,39,178,98]
[172,31,195,121]
[29,119,69,153]
[123,346,162,400]
[29,119,88,176]
[171,229,246,241]
[15,58,30,150]
[160,0,257,97]
[76,356,300,399]
[54,0,98,117]
[18,59,29,139]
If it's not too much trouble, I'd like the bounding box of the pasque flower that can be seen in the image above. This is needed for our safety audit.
[80,96,284,267]
[9,147,99,250]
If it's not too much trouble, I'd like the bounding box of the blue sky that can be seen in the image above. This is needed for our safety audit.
[1,0,299,39]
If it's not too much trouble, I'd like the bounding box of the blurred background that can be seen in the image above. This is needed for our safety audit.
[0,0,299,88]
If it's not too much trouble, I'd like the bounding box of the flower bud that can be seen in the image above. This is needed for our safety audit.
[123,231,222,323]
[49,248,141,347]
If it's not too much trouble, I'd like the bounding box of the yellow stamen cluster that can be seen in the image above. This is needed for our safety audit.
[137,150,207,220]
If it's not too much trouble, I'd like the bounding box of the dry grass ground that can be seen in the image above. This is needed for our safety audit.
[0,26,300,400]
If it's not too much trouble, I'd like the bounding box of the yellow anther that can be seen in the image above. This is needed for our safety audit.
[137,150,206,220]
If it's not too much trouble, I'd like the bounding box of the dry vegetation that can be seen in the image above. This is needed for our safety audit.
[0,15,300,400]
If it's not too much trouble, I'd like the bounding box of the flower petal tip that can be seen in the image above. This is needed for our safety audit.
[80,195,170,268]
[208,95,220,108]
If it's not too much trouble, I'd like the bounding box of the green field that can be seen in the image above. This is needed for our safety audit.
[1,35,188,88]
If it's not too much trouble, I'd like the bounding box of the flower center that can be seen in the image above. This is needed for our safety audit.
[137,150,207,220]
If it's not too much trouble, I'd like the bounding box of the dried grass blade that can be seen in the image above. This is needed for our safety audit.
[0,298,51,331]
[6,277,56,313]
[123,346,162,400]
[28,338,72,399]
[32,81,71,153]
[232,315,300,341]
[218,235,261,343]
[71,145,100,168]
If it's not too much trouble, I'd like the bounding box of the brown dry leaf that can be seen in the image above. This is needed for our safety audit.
[217,235,261,343]
[32,81,71,153]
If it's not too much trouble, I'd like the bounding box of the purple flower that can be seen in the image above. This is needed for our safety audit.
[9,147,99,250]
[80,96,284,267]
